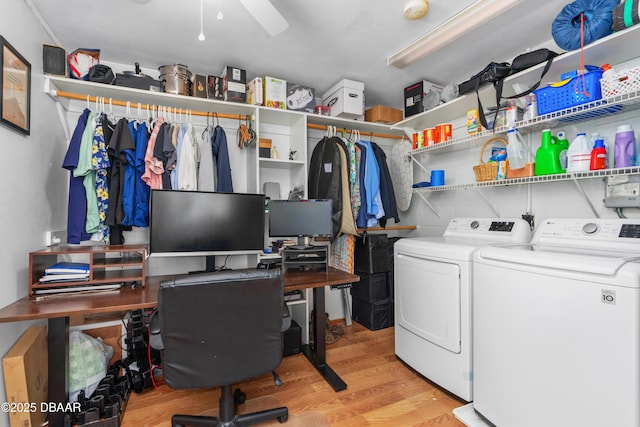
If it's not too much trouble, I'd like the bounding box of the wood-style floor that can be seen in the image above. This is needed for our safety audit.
[121,323,467,426]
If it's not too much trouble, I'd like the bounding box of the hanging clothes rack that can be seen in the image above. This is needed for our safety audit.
[306,123,404,140]
[54,90,251,121]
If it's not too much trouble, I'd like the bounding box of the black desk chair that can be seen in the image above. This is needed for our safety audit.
[151,268,289,426]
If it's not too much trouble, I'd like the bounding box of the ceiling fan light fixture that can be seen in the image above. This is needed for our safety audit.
[403,0,429,20]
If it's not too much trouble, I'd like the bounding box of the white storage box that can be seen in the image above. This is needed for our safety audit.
[322,79,365,119]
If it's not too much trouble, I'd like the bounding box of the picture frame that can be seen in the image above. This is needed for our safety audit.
[0,36,31,135]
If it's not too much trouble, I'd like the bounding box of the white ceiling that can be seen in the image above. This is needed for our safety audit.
[30,0,571,110]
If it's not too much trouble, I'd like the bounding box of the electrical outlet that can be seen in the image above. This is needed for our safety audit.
[45,230,66,246]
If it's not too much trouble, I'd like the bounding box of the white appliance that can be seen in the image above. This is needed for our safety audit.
[455,218,640,427]
[394,218,531,401]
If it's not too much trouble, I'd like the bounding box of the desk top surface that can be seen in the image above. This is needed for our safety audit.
[0,268,359,323]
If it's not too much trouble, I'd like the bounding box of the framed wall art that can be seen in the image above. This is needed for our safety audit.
[0,36,31,135]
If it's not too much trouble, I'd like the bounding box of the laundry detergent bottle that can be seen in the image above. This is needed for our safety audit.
[556,131,569,170]
[566,133,591,173]
[590,139,607,170]
[535,129,564,175]
[614,124,636,168]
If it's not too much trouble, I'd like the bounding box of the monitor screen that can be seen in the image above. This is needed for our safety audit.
[268,199,333,244]
[149,190,265,256]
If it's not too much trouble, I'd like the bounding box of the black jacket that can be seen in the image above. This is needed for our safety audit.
[308,136,343,238]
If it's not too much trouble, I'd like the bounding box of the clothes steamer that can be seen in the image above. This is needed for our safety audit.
[394,218,531,401]
[454,218,640,427]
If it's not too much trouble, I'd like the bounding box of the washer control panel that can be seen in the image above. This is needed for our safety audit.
[533,218,640,249]
[444,218,531,242]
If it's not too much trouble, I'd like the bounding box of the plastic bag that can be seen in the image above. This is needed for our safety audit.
[68,330,113,402]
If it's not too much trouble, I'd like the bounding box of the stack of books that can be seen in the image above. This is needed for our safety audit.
[39,262,90,283]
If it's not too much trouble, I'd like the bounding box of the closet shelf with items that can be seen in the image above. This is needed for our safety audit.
[395,23,640,198]
[394,24,640,136]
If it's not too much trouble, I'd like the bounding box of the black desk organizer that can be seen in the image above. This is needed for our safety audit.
[282,246,328,273]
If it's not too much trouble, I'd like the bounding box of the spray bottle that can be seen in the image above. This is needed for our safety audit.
[506,128,526,170]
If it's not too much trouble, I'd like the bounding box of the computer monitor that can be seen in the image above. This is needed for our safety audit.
[149,189,265,258]
[268,199,333,249]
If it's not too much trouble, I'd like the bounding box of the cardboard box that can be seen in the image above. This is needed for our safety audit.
[259,138,272,158]
[207,75,223,100]
[263,76,287,109]
[322,79,365,119]
[193,74,208,98]
[3,325,48,427]
[365,105,403,124]
[247,77,263,105]
[221,66,246,103]
[404,80,444,118]
[286,83,316,113]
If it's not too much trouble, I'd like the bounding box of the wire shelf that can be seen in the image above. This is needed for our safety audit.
[413,167,640,193]
[411,90,640,155]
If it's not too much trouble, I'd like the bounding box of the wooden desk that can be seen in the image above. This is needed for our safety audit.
[0,268,358,425]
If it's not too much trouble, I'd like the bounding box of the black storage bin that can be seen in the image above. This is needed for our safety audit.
[352,297,390,331]
[355,234,389,274]
[350,272,388,302]
[282,319,301,357]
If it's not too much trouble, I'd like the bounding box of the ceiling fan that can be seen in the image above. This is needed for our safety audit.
[237,0,289,37]
[129,0,289,37]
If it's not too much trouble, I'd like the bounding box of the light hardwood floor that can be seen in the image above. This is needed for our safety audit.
[121,323,467,426]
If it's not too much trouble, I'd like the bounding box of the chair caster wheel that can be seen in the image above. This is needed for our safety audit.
[277,414,288,423]
[233,388,246,405]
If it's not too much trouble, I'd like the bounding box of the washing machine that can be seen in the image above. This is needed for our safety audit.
[394,218,531,401]
[455,218,640,427]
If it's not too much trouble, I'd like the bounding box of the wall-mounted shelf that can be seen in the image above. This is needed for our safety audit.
[414,167,640,193]
[412,90,640,155]
[395,24,640,135]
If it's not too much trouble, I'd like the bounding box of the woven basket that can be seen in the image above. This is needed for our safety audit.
[473,137,508,182]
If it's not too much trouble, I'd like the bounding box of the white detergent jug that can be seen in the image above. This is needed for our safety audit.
[566,133,591,173]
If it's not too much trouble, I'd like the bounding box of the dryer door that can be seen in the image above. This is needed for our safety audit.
[396,253,461,353]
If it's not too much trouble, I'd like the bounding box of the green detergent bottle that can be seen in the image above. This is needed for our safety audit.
[535,129,565,175]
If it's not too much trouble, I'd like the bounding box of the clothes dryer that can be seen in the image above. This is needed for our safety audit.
[455,218,640,427]
[394,218,531,401]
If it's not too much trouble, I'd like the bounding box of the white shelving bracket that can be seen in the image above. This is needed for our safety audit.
[475,188,500,217]
[390,125,416,139]
[415,191,440,217]
[45,78,71,141]
[571,176,601,218]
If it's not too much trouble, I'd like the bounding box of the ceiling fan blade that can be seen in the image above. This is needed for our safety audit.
[237,0,289,37]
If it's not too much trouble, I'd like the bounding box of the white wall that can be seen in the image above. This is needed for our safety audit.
[0,0,69,424]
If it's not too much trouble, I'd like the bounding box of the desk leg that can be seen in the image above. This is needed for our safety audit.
[301,286,347,392]
[48,317,69,427]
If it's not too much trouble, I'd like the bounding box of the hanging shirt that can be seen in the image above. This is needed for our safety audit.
[133,121,151,227]
[178,123,198,190]
[92,114,111,243]
[198,126,216,191]
[356,139,382,227]
[63,109,92,244]
[74,112,100,234]
[371,142,400,227]
[142,117,165,190]
[106,118,136,227]
[211,125,233,192]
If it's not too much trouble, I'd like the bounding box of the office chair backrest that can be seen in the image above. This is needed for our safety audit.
[158,268,284,389]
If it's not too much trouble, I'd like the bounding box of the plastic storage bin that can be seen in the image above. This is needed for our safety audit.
[534,68,603,115]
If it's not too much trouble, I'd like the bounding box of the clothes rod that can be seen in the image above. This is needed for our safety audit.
[306,123,405,140]
[53,90,250,121]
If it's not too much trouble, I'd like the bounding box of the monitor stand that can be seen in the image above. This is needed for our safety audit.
[288,236,315,250]
[188,255,219,274]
